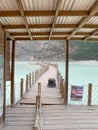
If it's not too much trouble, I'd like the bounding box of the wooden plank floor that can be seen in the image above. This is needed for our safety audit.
[19,66,63,105]
[42,105,98,130]
[1,66,98,130]
[2,105,36,130]
[1,66,62,130]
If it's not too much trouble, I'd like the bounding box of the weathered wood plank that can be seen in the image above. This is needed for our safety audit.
[2,66,98,130]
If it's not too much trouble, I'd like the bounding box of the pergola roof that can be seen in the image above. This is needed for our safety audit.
[0,0,98,41]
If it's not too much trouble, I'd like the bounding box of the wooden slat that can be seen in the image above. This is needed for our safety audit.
[3,24,98,29]
[49,0,62,40]
[10,37,98,41]
[2,10,98,17]
[16,0,32,40]
[15,37,66,41]
[0,11,89,17]
[10,32,92,36]
[0,11,21,17]
[84,29,98,40]
[68,0,98,40]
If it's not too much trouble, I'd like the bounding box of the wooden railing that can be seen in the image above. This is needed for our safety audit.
[6,65,49,106]
[34,83,42,130]
[19,65,48,101]
[57,69,93,106]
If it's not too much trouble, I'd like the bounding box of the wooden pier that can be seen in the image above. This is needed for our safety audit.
[1,66,98,130]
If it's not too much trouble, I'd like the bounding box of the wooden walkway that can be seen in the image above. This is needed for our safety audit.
[1,66,98,130]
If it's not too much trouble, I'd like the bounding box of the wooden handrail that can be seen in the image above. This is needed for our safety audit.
[34,83,42,130]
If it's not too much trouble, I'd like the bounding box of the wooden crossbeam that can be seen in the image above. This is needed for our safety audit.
[2,10,98,17]
[15,37,81,41]
[69,37,98,41]
[0,21,13,40]
[84,29,98,40]
[2,24,75,29]
[16,0,32,40]
[49,0,62,40]
[0,10,90,17]
[14,37,98,41]
[10,32,92,36]
[3,24,98,29]
[15,37,66,41]
[67,0,98,40]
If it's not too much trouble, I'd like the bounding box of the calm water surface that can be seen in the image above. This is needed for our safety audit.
[6,62,98,105]
[58,62,98,105]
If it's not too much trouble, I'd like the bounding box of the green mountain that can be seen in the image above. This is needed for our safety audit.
[69,41,98,61]
[15,40,98,61]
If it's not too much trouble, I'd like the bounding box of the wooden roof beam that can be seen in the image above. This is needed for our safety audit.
[14,37,88,41]
[0,22,14,40]
[3,24,98,29]
[15,37,65,41]
[14,36,98,41]
[0,10,90,17]
[84,29,98,40]
[67,0,98,40]
[10,32,92,36]
[16,0,32,40]
[3,24,77,29]
[49,0,62,40]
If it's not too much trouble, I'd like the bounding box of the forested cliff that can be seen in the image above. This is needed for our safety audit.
[15,40,98,61]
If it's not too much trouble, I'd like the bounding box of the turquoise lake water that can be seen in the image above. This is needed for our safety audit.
[6,62,40,105]
[6,62,98,105]
[58,62,98,105]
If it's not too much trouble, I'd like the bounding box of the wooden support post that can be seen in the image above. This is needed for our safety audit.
[35,70,37,82]
[29,73,31,88]
[20,78,23,97]
[60,76,62,93]
[41,68,42,76]
[57,70,60,86]
[37,70,38,80]
[65,40,69,106]
[3,31,6,120]
[88,83,92,106]
[11,40,15,106]
[36,70,37,81]
[38,69,39,79]
[60,79,65,99]
[34,71,35,83]
[36,95,40,110]
[39,69,41,78]
[62,79,65,99]
[26,74,29,91]
[63,81,66,104]
[38,83,41,96]
[32,72,34,85]
[60,79,63,98]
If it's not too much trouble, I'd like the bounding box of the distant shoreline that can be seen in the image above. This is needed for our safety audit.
[70,60,98,65]
[15,60,98,65]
